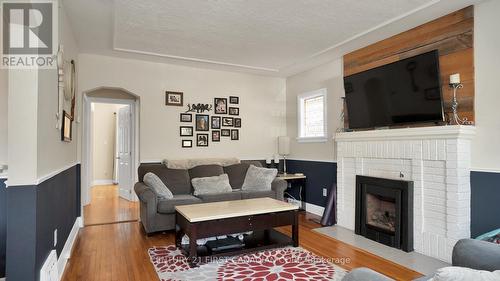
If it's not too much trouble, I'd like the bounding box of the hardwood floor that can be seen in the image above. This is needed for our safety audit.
[62,210,423,281]
[83,185,139,226]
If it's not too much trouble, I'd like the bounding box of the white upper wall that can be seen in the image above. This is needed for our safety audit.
[472,0,500,172]
[285,59,344,162]
[36,2,80,179]
[77,54,286,162]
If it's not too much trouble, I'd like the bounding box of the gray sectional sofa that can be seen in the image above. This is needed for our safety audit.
[342,238,500,281]
[134,160,287,234]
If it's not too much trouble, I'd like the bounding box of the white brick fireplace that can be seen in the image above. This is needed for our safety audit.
[335,125,476,262]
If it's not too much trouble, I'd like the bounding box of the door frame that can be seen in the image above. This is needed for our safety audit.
[82,93,140,213]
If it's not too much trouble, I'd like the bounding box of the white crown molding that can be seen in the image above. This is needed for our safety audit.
[113,47,279,73]
[335,125,476,142]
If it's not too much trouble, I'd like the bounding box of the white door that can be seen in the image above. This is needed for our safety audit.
[117,105,133,201]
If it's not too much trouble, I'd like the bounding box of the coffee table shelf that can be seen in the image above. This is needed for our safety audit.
[179,229,293,260]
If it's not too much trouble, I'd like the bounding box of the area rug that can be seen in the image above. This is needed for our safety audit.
[148,245,347,281]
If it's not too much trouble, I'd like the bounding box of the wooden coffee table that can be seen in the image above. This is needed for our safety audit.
[175,197,299,262]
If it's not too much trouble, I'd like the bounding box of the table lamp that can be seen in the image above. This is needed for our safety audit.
[278,136,290,174]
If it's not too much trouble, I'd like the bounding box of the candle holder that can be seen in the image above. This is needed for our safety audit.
[449,82,468,125]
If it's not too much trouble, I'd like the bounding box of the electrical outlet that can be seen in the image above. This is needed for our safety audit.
[323,188,327,197]
[54,229,57,247]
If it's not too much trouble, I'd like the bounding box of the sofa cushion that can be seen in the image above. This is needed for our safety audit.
[138,164,191,195]
[240,160,263,167]
[223,161,264,189]
[143,172,174,199]
[196,191,242,203]
[428,267,500,281]
[242,165,278,191]
[241,190,276,200]
[191,174,232,196]
[224,163,251,189]
[189,164,224,180]
[157,194,202,214]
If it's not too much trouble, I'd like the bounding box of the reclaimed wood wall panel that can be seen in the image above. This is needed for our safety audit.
[343,6,474,127]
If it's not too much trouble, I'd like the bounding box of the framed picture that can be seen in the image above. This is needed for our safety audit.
[229,107,239,116]
[180,126,193,136]
[211,116,221,129]
[212,130,220,142]
[234,118,241,128]
[231,129,239,140]
[180,113,192,122]
[61,110,72,142]
[222,117,234,127]
[182,140,192,148]
[196,134,209,147]
[229,96,239,104]
[165,91,183,106]
[221,129,230,137]
[195,114,209,131]
[214,98,227,114]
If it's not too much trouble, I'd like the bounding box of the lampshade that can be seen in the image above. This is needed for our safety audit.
[278,136,290,156]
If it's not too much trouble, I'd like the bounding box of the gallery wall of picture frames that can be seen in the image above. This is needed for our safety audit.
[165,93,241,148]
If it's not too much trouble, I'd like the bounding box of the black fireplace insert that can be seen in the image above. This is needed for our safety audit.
[355,175,414,252]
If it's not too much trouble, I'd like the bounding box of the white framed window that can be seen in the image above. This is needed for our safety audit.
[297,88,328,142]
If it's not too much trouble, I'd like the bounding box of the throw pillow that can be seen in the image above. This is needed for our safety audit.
[429,267,500,281]
[241,165,278,191]
[143,172,174,199]
[191,174,233,196]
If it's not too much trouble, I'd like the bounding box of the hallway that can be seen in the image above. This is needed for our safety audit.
[84,185,138,226]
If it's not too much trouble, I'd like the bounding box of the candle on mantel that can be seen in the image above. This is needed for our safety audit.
[450,73,461,84]
[265,158,272,165]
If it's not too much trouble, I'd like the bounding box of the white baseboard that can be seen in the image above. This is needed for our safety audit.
[1,277,5,281]
[57,217,82,280]
[91,179,115,186]
[305,202,325,217]
[287,199,325,217]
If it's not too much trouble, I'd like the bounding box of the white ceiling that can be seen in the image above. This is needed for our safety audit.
[63,0,483,76]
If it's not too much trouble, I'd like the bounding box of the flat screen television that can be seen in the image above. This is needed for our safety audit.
[344,50,444,129]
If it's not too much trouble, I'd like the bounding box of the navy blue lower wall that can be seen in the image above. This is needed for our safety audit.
[284,160,337,207]
[6,164,80,281]
[0,178,7,278]
[471,171,500,238]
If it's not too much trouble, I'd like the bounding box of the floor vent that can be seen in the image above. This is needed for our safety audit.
[40,250,58,281]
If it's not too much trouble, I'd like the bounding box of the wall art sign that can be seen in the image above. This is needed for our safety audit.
[185,103,212,113]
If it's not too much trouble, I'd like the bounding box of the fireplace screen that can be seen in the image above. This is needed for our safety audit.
[355,175,414,252]
[366,193,396,233]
